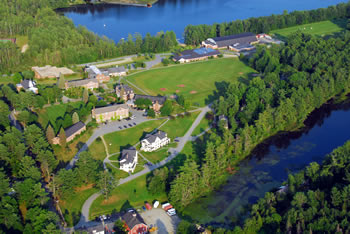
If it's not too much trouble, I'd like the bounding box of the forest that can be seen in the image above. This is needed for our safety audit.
[184,2,350,45]
[144,31,350,218]
[210,140,350,233]
[0,0,177,73]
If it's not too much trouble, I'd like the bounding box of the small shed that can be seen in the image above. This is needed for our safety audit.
[145,202,152,210]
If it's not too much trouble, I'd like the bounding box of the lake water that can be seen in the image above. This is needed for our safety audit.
[59,0,347,42]
[183,96,350,225]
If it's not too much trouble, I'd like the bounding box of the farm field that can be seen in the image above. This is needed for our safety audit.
[127,58,255,106]
[90,174,167,219]
[270,19,347,38]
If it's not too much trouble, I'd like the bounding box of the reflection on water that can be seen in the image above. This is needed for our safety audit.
[57,0,347,42]
[184,97,350,225]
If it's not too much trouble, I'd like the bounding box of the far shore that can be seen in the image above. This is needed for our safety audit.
[62,0,158,8]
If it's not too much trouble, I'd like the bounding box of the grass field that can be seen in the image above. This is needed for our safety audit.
[139,142,177,163]
[36,102,84,132]
[159,111,200,139]
[90,174,167,219]
[88,137,106,161]
[107,162,130,179]
[127,58,255,106]
[270,19,347,38]
[104,119,167,155]
[60,184,98,227]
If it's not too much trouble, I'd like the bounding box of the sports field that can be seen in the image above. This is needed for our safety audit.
[127,58,256,106]
[270,20,347,38]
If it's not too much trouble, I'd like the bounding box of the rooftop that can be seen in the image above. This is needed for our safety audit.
[67,78,98,88]
[116,83,133,93]
[64,121,85,138]
[206,32,257,48]
[143,130,167,144]
[135,94,166,105]
[122,211,146,229]
[120,147,137,166]
[107,66,126,73]
[93,104,129,115]
[20,79,36,89]
[173,48,220,61]
[32,65,74,78]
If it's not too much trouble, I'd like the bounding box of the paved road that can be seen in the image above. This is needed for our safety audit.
[73,106,210,229]
[66,109,151,170]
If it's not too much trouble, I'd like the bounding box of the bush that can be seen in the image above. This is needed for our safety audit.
[148,109,156,118]
[162,58,170,66]
[218,54,224,58]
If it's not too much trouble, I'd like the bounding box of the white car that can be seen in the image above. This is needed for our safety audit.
[161,203,170,209]
[153,201,159,208]
[167,208,176,216]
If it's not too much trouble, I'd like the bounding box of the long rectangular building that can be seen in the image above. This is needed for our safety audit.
[202,32,258,49]
[172,47,220,63]
[91,104,129,123]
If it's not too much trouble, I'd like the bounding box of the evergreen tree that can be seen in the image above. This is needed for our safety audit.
[58,128,66,147]
[72,112,79,124]
[98,170,117,200]
[83,89,89,104]
[57,73,65,89]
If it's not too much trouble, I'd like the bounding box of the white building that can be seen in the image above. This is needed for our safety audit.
[16,79,38,94]
[120,147,138,173]
[140,130,170,152]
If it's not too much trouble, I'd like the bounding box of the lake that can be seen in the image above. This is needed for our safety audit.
[182,96,350,225]
[59,0,347,42]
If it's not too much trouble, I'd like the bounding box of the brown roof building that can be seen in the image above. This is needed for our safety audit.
[65,79,99,90]
[32,65,74,79]
[52,122,86,145]
[92,104,129,123]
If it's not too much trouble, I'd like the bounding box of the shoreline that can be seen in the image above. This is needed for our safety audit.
[63,0,158,9]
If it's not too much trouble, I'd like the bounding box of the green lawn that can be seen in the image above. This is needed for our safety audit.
[127,58,255,106]
[270,19,347,38]
[36,102,84,132]
[104,119,166,155]
[90,174,167,219]
[60,185,98,227]
[191,114,212,136]
[88,137,106,161]
[140,146,170,164]
[159,111,200,139]
[107,162,130,179]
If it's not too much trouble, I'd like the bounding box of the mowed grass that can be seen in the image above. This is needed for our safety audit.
[36,102,84,132]
[90,174,167,219]
[191,115,212,136]
[127,58,255,106]
[270,19,347,38]
[88,137,107,161]
[60,184,98,227]
[159,111,200,139]
[104,119,167,155]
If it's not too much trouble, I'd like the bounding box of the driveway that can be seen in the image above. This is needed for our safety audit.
[66,109,150,169]
[140,209,180,234]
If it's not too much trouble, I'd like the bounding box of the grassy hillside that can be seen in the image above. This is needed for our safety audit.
[128,58,256,106]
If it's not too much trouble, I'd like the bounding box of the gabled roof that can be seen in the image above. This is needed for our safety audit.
[207,32,257,48]
[173,48,220,61]
[122,211,146,230]
[67,78,98,88]
[107,66,126,73]
[134,94,166,105]
[116,83,133,93]
[93,104,129,115]
[65,121,85,138]
[143,131,167,144]
[21,79,36,89]
[120,147,137,166]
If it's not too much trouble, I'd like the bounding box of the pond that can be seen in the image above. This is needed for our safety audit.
[182,96,350,225]
[58,0,347,42]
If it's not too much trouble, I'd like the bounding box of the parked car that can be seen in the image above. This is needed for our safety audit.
[128,124,132,127]
[161,203,170,209]
[163,204,173,211]
[119,126,122,129]
[167,208,176,216]
[142,206,146,211]
[153,201,159,208]
[124,125,127,128]
[133,122,136,125]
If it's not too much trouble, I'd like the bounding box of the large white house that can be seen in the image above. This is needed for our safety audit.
[140,130,170,152]
[120,147,138,173]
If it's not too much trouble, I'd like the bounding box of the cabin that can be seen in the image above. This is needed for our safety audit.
[16,79,38,94]
[91,104,129,123]
[172,47,220,63]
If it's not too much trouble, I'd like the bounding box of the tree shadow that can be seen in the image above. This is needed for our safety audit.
[120,200,133,212]
[205,81,230,105]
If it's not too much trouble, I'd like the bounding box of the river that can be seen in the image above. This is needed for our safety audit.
[182,96,350,225]
[58,0,347,42]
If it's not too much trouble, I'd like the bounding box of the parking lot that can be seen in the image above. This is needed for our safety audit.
[140,208,180,234]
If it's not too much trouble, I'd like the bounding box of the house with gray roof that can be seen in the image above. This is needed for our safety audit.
[120,147,138,173]
[16,79,38,94]
[122,210,148,233]
[115,83,134,101]
[91,104,129,123]
[141,130,170,152]
[202,32,258,50]
[104,66,127,77]
[52,121,86,145]
[134,94,167,112]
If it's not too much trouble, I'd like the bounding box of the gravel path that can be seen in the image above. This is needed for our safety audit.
[73,105,210,229]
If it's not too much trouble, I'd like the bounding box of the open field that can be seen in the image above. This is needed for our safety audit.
[103,119,166,155]
[60,184,98,227]
[127,58,255,106]
[88,137,106,161]
[159,111,200,139]
[140,142,177,163]
[90,174,167,219]
[270,19,347,38]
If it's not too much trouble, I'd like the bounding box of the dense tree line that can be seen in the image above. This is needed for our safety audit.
[213,140,350,233]
[166,32,350,211]
[184,2,350,45]
[0,0,177,73]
